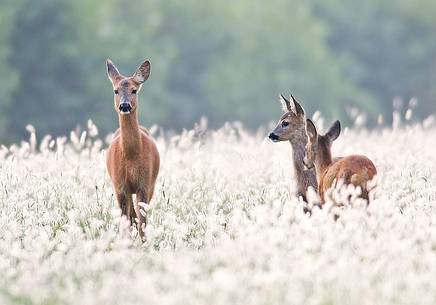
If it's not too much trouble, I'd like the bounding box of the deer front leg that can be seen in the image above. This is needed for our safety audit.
[129,204,138,227]
[135,189,149,239]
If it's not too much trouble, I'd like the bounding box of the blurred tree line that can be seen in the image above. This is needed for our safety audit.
[0,0,435,143]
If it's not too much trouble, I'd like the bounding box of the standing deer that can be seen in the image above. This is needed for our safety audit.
[304,119,377,204]
[106,58,160,239]
[268,95,317,202]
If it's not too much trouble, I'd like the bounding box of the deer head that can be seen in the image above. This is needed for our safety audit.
[304,119,341,170]
[269,95,307,144]
[106,59,151,115]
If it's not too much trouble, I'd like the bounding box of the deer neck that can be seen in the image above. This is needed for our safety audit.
[119,110,141,159]
[289,136,316,196]
[315,145,333,182]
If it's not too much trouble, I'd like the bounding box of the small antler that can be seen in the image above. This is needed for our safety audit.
[280,94,292,112]
[290,94,305,116]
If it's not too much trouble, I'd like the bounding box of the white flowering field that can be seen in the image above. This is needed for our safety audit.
[1,115,436,305]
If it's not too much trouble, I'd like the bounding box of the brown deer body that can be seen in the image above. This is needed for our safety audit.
[305,119,377,203]
[106,59,160,238]
[269,95,317,202]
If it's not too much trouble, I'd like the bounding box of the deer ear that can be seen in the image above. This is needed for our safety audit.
[280,94,292,113]
[133,60,151,84]
[106,59,121,84]
[306,119,317,140]
[291,95,305,117]
[325,120,341,142]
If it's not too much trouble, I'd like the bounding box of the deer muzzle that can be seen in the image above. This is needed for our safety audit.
[269,132,280,142]
[118,94,132,114]
[119,103,132,114]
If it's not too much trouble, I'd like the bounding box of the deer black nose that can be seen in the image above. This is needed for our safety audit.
[119,103,132,113]
[269,133,279,141]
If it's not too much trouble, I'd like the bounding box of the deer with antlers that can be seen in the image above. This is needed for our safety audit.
[304,119,377,204]
[269,95,317,202]
[106,59,160,239]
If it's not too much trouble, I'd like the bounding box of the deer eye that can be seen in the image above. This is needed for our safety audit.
[114,90,119,95]
[282,121,289,127]
[132,90,137,94]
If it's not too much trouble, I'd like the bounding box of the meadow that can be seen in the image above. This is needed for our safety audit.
[0,113,436,305]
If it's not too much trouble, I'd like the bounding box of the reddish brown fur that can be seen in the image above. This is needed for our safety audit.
[106,59,160,239]
[305,120,377,204]
[318,155,376,202]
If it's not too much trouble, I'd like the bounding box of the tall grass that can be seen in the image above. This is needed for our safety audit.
[0,115,435,305]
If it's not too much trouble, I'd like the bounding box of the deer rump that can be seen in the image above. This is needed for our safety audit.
[319,155,377,201]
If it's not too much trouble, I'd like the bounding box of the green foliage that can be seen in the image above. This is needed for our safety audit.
[0,0,435,142]
[7,0,100,139]
[204,1,375,127]
[311,0,436,116]
[0,0,19,139]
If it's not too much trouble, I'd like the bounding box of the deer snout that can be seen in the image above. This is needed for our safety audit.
[119,96,132,114]
[269,132,280,142]
[119,103,132,114]
[118,95,132,114]
[118,103,132,114]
